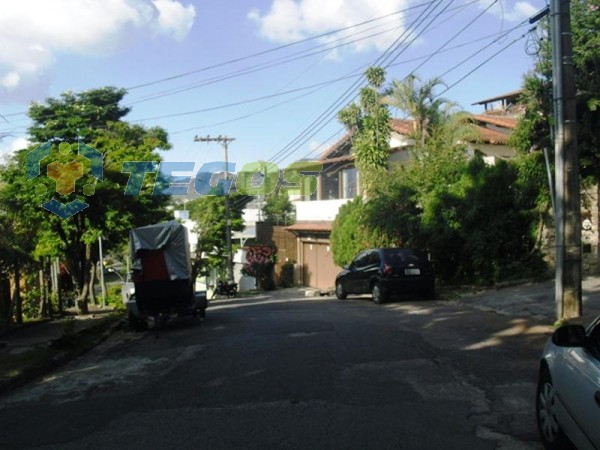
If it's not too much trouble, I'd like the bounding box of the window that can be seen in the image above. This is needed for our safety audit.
[322,171,340,200]
[368,251,380,266]
[353,251,370,268]
[342,168,358,199]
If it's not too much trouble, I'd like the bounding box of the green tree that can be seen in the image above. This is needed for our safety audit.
[187,193,249,282]
[330,197,370,267]
[261,192,295,225]
[0,199,39,325]
[383,75,455,146]
[28,87,131,143]
[338,66,391,198]
[511,0,600,181]
[330,185,420,268]
[0,87,171,315]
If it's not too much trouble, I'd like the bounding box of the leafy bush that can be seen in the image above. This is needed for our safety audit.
[330,177,420,268]
[22,288,41,320]
[330,197,369,267]
[331,156,547,285]
[106,284,125,312]
[279,261,295,288]
[242,244,278,290]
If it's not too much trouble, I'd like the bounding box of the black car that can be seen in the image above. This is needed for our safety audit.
[335,248,435,304]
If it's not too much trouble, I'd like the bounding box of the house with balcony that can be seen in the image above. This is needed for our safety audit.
[281,100,520,291]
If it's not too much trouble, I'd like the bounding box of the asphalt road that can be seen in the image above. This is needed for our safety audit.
[0,294,551,449]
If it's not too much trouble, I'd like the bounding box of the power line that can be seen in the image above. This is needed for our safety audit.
[229,1,449,209]
[125,2,435,91]
[131,73,361,122]
[127,20,406,106]
[267,1,450,167]
[438,26,535,97]
[221,2,544,210]
[0,2,431,122]
[261,2,538,173]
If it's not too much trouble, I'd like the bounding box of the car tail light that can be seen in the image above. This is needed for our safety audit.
[383,264,393,276]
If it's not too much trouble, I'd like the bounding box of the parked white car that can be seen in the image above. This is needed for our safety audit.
[536,315,600,449]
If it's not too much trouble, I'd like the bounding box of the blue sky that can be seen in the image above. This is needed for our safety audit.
[0,0,547,172]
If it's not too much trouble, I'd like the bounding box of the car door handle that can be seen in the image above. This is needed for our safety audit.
[595,391,600,406]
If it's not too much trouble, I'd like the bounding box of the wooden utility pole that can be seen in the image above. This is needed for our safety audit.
[193,135,236,282]
[551,0,581,320]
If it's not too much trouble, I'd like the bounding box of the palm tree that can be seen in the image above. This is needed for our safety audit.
[383,75,456,146]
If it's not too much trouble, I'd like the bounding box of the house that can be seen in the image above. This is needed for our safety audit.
[471,89,523,116]
[281,105,520,291]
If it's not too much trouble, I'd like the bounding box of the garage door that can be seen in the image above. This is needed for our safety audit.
[301,242,340,291]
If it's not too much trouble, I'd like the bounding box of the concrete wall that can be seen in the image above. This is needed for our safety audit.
[581,184,600,274]
[294,198,351,221]
[541,184,600,275]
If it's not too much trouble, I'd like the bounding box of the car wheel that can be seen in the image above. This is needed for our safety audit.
[335,281,347,300]
[536,367,573,450]
[372,282,386,304]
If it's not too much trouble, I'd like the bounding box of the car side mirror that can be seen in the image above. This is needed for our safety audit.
[551,324,587,347]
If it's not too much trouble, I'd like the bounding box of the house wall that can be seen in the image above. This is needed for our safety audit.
[388,148,411,165]
[294,198,351,221]
[582,184,600,274]
[541,184,600,275]
[469,143,516,160]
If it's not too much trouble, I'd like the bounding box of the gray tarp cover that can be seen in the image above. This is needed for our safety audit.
[129,220,191,280]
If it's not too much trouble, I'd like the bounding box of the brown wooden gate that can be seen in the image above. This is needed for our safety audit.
[301,241,339,291]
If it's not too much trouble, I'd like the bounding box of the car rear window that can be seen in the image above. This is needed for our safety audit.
[382,249,426,266]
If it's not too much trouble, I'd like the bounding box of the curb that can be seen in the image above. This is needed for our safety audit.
[0,316,122,398]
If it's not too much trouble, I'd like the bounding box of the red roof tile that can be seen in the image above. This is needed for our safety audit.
[391,118,414,135]
[318,115,516,160]
[471,114,518,129]
[476,126,510,145]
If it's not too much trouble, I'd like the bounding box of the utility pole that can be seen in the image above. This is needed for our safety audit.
[193,135,236,282]
[551,0,581,320]
[98,236,106,308]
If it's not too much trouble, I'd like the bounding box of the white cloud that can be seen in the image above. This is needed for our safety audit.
[0,136,30,160]
[152,0,196,40]
[0,0,196,90]
[248,0,410,54]
[479,0,539,22]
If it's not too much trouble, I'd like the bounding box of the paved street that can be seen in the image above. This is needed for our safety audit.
[0,293,551,449]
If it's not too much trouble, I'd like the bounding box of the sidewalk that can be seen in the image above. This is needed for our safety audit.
[452,275,600,324]
[0,307,120,396]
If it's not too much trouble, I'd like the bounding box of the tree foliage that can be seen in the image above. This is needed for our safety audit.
[242,244,277,290]
[261,192,295,225]
[331,67,546,284]
[511,0,600,181]
[186,193,249,281]
[0,87,171,315]
[383,75,456,145]
[330,197,370,267]
[338,67,391,197]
